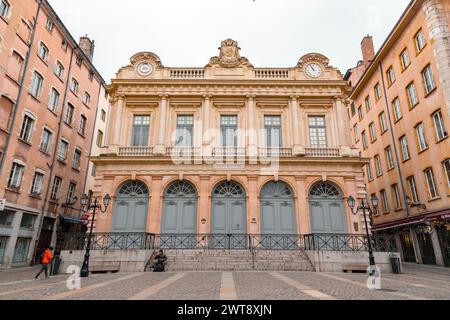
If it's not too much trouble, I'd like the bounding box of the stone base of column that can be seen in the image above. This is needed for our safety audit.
[292,145,305,157]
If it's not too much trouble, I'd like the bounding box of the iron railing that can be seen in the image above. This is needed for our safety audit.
[63,233,397,252]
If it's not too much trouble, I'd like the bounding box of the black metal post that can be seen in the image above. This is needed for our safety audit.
[80,198,98,278]
[361,203,376,269]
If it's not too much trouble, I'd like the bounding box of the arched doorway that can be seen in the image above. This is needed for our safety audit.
[211,181,247,248]
[112,181,149,233]
[309,182,347,234]
[161,181,198,234]
[260,181,296,235]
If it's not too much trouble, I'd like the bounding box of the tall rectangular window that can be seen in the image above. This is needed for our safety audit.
[424,168,439,199]
[64,104,74,125]
[391,184,402,210]
[54,61,64,80]
[415,29,426,53]
[378,112,387,133]
[70,78,79,94]
[67,183,76,204]
[392,97,402,121]
[45,18,54,33]
[8,162,25,189]
[375,155,383,177]
[175,115,194,147]
[366,160,374,181]
[422,65,436,95]
[369,122,376,142]
[83,92,91,106]
[12,51,25,83]
[72,149,81,169]
[385,146,394,170]
[406,82,419,108]
[407,176,419,204]
[58,140,69,161]
[380,190,389,213]
[31,172,44,195]
[48,88,60,112]
[40,128,52,153]
[38,42,49,62]
[353,124,359,143]
[365,96,371,112]
[443,159,450,189]
[13,238,31,264]
[50,177,62,201]
[30,72,43,98]
[97,130,104,148]
[432,110,448,141]
[399,135,410,161]
[309,116,327,148]
[131,115,150,146]
[358,106,364,121]
[400,48,410,70]
[19,114,35,143]
[221,115,238,147]
[78,115,87,136]
[0,0,10,17]
[386,67,396,86]
[362,131,368,149]
[374,83,382,100]
[264,115,282,147]
[415,123,428,151]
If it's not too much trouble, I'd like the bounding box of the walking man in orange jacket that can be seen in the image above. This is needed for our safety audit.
[35,247,53,279]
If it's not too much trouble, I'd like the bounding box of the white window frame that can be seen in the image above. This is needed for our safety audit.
[8,160,26,189]
[30,71,43,98]
[19,112,36,143]
[415,123,428,151]
[385,146,394,170]
[39,127,53,153]
[443,159,450,190]
[424,168,439,199]
[432,110,448,141]
[407,82,419,108]
[392,98,402,121]
[407,176,419,204]
[48,87,60,112]
[422,65,436,95]
[400,136,410,161]
[31,170,45,195]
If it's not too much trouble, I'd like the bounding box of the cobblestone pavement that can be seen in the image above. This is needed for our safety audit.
[0,263,449,300]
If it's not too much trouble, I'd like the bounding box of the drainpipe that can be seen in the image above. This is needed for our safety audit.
[0,1,42,174]
[31,45,75,265]
[378,62,410,218]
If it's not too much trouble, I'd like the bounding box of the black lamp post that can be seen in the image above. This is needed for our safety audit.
[347,194,379,274]
[79,193,111,278]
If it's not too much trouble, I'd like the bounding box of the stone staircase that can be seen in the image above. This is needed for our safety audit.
[162,249,315,272]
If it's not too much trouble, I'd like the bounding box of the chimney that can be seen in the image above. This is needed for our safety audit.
[361,35,375,65]
[79,35,95,62]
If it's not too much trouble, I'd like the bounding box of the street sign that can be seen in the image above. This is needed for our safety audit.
[0,199,6,211]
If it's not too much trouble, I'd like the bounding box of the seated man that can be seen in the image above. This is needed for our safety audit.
[152,250,167,272]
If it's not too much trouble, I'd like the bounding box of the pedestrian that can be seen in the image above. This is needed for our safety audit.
[35,246,54,279]
[152,249,167,272]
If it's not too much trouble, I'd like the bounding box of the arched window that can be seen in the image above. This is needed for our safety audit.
[117,181,149,197]
[213,181,245,197]
[165,181,197,197]
[261,181,293,199]
[309,182,342,199]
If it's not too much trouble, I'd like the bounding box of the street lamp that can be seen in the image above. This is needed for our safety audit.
[347,194,378,275]
[79,193,111,278]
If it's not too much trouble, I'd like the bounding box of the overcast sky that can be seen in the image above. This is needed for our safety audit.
[48,0,411,82]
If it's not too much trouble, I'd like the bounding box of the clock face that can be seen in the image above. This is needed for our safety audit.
[137,62,153,76]
[305,63,323,78]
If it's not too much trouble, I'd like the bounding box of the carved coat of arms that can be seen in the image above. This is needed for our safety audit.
[207,39,253,68]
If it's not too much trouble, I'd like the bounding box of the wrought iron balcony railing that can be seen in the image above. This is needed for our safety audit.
[62,233,397,252]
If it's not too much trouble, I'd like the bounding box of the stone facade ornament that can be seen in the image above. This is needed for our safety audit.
[296,53,330,69]
[207,39,253,68]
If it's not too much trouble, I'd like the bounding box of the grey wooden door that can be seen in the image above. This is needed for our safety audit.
[309,182,347,234]
[161,181,197,234]
[260,182,297,249]
[211,181,246,249]
[112,181,149,234]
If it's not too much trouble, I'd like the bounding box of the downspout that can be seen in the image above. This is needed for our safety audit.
[31,45,75,264]
[378,62,410,217]
[0,1,42,174]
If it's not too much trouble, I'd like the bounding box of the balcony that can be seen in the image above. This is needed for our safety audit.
[116,146,344,158]
[305,147,341,157]
[170,68,205,79]
[254,69,290,79]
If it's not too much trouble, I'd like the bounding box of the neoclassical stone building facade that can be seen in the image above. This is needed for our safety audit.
[92,39,366,237]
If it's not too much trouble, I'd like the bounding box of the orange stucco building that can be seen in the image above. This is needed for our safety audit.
[347,0,450,267]
[90,39,370,246]
[0,0,107,268]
